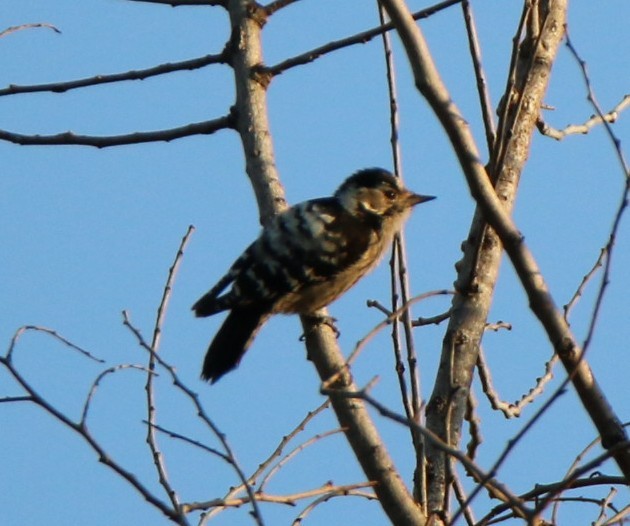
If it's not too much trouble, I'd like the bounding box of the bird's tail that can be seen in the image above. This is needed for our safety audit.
[201,305,270,383]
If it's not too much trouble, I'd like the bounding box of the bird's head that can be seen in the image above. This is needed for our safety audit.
[335,168,435,219]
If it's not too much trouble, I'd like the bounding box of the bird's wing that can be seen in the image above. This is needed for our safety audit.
[194,198,376,315]
[253,198,374,285]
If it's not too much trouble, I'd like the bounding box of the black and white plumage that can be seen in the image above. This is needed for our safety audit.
[193,168,435,383]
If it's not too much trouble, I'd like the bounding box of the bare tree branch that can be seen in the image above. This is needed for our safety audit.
[291,487,378,525]
[145,226,195,516]
[380,0,630,513]
[563,247,607,320]
[5,325,104,364]
[226,1,427,523]
[476,346,558,418]
[537,94,630,141]
[125,0,226,7]
[378,4,426,503]
[0,53,227,97]
[263,0,302,17]
[0,115,234,147]
[123,310,262,525]
[460,0,496,153]
[0,344,181,522]
[184,482,376,514]
[327,385,534,522]
[482,474,627,525]
[0,23,61,39]
[263,0,462,78]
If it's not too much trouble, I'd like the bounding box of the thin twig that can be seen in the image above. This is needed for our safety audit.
[476,346,558,418]
[81,364,152,427]
[0,115,235,148]
[451,470,476,526]
[203,401,331,521]
[0,53,227,97]
[122,311,264,526]
[145,226,195,515]
[263,0,462,77]
[481,474,628,525]
[258,428,345,491]
[377,4,424,491]
[146,421,233,463]
[460,0,496,152]
[291,486,378,525]
[484,321,512,332]
[564,30,630,361]
[594,488,618,526]
[537,94,630,141]
[324,386,534,521]
[263,0,302,16]
[249,401,330,487]
[322,290,453,390]
[0,352,179,521]
[532,440,630,518]
[464,390,482,461]
[6,325,104,364]
[412,309,451,327]
[126,0,226,6]
[185,482,376,513]
[0,23,61,39]
[563,247,607,321]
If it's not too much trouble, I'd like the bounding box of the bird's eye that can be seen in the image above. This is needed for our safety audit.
[384,190,397,200]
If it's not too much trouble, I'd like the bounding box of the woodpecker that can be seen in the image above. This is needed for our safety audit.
[193,168,435,383]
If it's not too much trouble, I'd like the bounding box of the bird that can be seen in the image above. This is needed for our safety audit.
[192,167,435,383]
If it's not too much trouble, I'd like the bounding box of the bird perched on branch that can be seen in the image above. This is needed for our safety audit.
[193,168,435,383]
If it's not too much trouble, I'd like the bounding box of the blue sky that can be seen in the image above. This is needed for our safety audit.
[2,1,629,524]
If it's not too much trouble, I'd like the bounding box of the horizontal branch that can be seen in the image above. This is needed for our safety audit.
[0,52,227,97]
[0,23,61,39]
[125,0,226,6]
[263,0,300,17]
[183,481,376,512]
[0,114,235,148]
[264,0,461,77]
[537,94,630,140]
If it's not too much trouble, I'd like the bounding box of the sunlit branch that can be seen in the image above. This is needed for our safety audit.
[381,0,630,485]
[184,481,377,513]
[322,290,453,390]
[537,94,630,141]
[325,385,534,521]
[204,400,330,522]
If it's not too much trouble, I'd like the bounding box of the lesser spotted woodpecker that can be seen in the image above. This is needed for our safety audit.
[193,168,435,383]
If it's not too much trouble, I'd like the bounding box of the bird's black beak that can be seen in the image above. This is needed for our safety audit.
[406,192,436,207]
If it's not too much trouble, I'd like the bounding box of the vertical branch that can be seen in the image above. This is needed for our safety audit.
[377,4,426,505]
[460,0,496,153]
[227,2,426,524]
[228,0,286,222]
[378,0,582,517]
[145,226,195,517]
